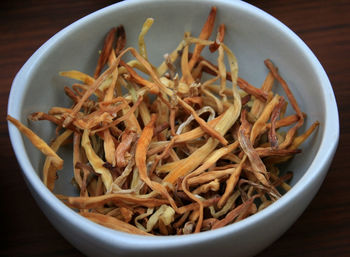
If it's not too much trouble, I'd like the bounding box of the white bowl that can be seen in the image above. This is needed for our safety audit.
[7,0,339,256]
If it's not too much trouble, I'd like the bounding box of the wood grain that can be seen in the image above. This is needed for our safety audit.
[1,0,349,256]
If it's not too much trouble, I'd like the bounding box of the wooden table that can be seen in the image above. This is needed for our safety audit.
[1,0,349,256]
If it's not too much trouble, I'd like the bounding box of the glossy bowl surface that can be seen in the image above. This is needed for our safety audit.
[7,0,339,256]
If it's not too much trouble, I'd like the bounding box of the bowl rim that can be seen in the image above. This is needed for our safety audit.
[7,0,339,250]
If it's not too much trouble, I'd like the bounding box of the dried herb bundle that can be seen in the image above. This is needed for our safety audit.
[8,6,319,236]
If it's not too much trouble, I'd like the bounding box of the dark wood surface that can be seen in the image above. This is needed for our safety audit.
[1,0,349,256]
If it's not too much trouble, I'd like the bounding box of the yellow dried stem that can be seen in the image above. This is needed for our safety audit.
[81,212,151,236]
[138,18,154,60]
[81,129,113,191]
[7,115,64,170]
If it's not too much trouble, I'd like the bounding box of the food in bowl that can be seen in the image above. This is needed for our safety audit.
[7,6,319,236]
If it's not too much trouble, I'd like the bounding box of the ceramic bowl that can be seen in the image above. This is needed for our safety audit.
[7,0,339,256]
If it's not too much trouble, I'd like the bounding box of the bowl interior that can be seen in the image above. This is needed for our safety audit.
[13,0,326,218]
